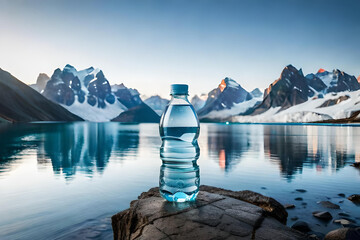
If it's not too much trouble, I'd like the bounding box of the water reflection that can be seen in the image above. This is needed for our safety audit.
[0,123,140,180]
[159,140,200,202]
[204,124,359,179]
[206,125,254,172]
[264,125,360,179]
[0,123,359,180]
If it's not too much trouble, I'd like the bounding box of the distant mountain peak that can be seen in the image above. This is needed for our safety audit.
[357,75,360,83]
[144,95,169,115]
[250,88,263,98]
[317,68,326,73]
[197,77,252,118]
[219,79,227,92]
[219,77,241,92]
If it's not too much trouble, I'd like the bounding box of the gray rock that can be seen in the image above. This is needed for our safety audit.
[348,194,360,203]
[199,185,288,224]
[312,211,333,221]
[324,228,348,240]
[338,193,345,198]
[284,204,296,209]
[308,231,325,240]
[324,227,360,240]
[333,219,352,225]
[295,197,303,201]
[320,201,340,209]
[112,186,309,240]
[338,212,350,217]
[351,162,360,168]
[291,221,311,233]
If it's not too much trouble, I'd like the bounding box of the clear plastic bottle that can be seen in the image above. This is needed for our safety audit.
[159,84,200,202]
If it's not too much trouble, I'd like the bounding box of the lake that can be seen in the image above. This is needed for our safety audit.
[0,122,359,239]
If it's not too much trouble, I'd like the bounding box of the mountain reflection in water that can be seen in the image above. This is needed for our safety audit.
[204,124,359,179]
[1,123,359,180]
[0,122,140,180]
[1,123,359,240]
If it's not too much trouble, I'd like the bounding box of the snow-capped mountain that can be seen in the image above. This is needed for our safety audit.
[42,65,126,121]
[143,95,169,115]
[252,65,316,115]
[197,77,256,120]
[232,89,360,123]
[231,65,360,123]
[0,68,82,122]
[30,73,50,93]
[112,84,142,109]
[191,94,207,111]
[305,68,360,93]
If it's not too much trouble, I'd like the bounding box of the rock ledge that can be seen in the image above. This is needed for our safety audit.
[112,185,309,240]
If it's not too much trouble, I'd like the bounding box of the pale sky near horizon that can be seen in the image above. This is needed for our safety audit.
[0,0,359,98]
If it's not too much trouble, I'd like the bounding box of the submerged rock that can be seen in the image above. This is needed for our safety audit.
[351,162,360,168]
[296,189,307,193]
[291,221,311,233]
[320,201,340,209]
[312,211,333,221]
[348,194,360,203]
[308,231,325,240]
[284,204,295,209]
[333,219,353,226]
[338,212,350,217]
[112,185,308,240]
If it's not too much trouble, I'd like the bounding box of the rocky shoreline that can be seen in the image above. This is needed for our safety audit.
[111,186,360,239]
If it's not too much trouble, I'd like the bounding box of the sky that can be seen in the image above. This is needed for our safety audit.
[0,0,360,98]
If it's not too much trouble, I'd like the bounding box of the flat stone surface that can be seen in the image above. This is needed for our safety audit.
[112,185,309,240]
[312,211,333,221]
[320,201,340,209]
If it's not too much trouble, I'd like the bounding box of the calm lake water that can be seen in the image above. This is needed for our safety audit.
[0,122,359,239]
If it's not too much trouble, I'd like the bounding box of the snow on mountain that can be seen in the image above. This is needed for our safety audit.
[112,83,143,109]
[197,77,253,119]
[42,65,126,122]
[253,65,315,115]
[201,97,262,120]
[232,90,360,123]
[306,68,360,93]
[250,88,262,98]
[191,94,207,111]
[143,95,169,115]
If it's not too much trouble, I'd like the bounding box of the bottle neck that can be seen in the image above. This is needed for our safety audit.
[171,94,188,100]
[170,94,190,104]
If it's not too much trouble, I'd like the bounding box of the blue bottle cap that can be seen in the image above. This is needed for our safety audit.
[171,84,188,95]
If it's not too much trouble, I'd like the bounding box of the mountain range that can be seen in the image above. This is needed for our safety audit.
[0,64,359,123]
[0,68,82,122]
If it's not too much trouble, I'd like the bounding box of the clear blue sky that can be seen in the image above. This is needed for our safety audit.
[0,0,359,97]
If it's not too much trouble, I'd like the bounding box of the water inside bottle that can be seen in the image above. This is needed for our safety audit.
[159,87,200,202]
[160,104,199,142]
[159,140,200,202]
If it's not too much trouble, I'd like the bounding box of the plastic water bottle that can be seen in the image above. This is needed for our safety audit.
[159,84,200,202]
